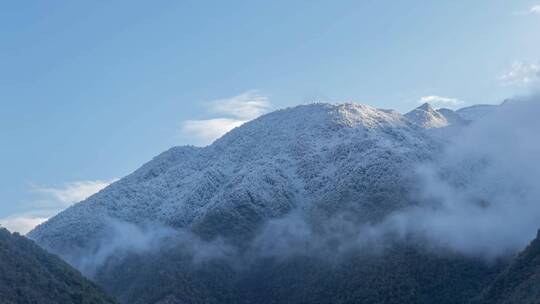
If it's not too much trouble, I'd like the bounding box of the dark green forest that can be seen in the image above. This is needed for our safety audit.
[0,228,117,304]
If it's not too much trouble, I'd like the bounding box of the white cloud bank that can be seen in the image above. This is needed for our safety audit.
[529,5,540,14]
[249,97,540,262]
[499,61,540,84]
[394,97,540,259]
[182,90,271,146]
[0,179,116,234]
[419,95,464,108]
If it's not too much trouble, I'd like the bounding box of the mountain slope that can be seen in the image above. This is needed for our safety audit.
[437,108,467,125]
[0,228,117,304]
[405,103,497,129]
[27,102,508,304]
[30,103,438,252]
[456,104,497,122]
[92,241,502,304]
[405,103,449,128]
[475,230,540,304]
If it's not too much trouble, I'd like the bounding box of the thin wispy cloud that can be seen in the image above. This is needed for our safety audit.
[208,90,271,120]
[34,180,115,206]
[182,90,272,146]
[182,118,246,145]
[418,95,464,108]
[529,5,540,14]
[513,4,540,15]
[499,61,540,84]
[0,179,116,234]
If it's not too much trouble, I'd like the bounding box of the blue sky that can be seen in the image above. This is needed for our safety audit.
[1,0,540,233]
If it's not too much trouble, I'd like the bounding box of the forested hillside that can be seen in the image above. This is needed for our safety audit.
[0,228,117,304]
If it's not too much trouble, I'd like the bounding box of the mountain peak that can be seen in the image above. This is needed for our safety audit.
[211,103,417,151]
[30,101,435,254]
[405,103,448,129]
[237,102,410,131]
[417,102,434,111]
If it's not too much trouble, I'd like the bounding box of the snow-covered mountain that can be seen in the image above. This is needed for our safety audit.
[30,103,440,252]
[405,103,449,128]
[29,102,502,253]
[437,108,467,125]
[456,104,497,122]
[404,102,498,129]
[28,101,509,304]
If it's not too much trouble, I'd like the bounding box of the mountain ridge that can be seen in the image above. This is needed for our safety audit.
[27,101,515,304]
[30,103,439,251]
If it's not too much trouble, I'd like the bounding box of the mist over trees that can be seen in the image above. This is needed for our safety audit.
[0,228,117,304]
